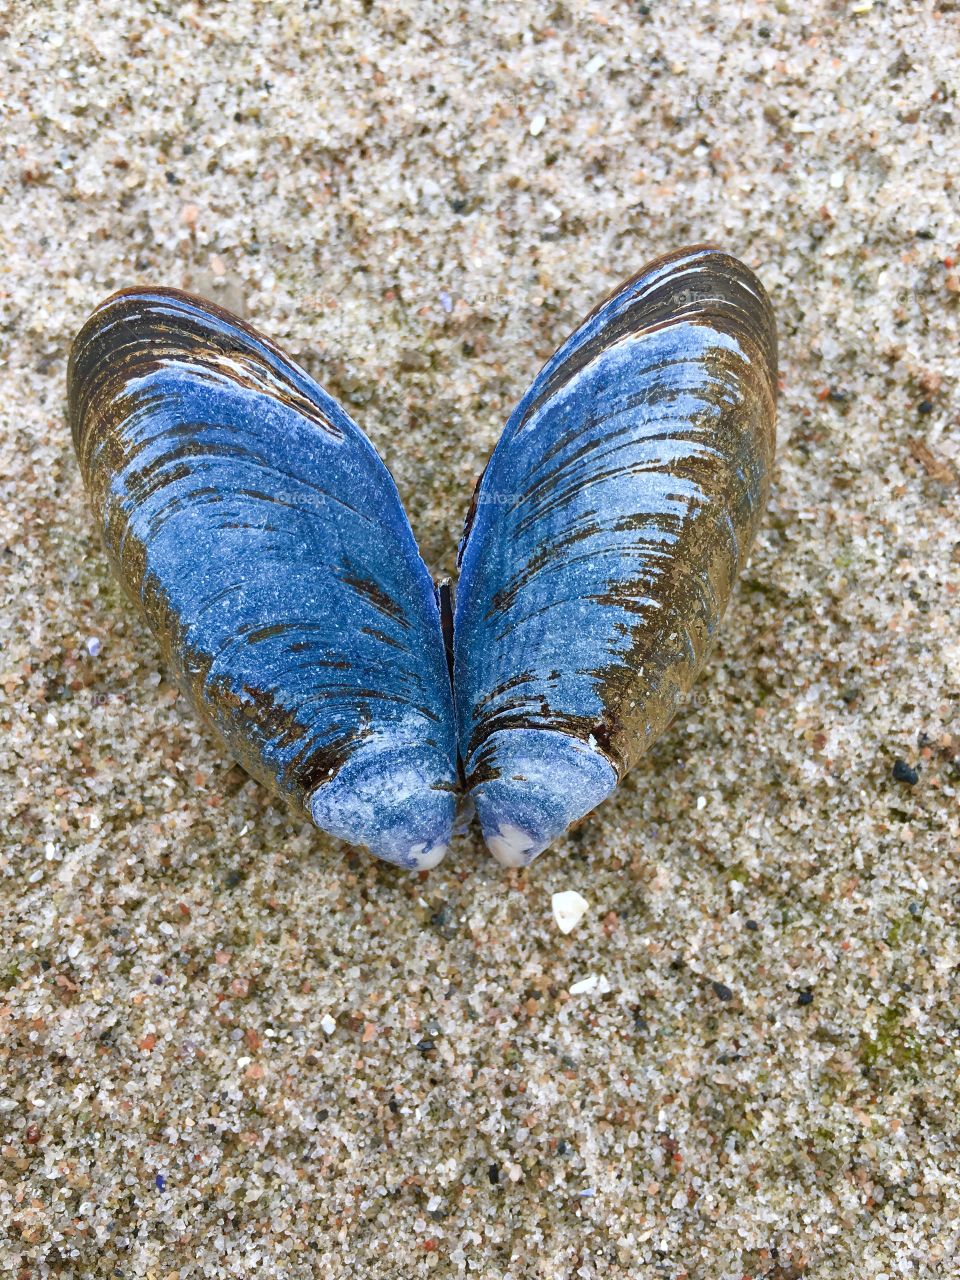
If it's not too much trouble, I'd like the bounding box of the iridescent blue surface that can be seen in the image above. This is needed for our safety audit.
[70,290,458,869]
[71,248,775,871]
[454,247,776,864]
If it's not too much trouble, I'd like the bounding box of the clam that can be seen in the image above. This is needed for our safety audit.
[68,245,776,869]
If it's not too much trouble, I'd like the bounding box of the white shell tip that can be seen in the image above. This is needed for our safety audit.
[486,824,535,867]
[415,842,448,870]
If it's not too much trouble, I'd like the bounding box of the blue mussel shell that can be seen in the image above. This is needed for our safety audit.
[69,289,458,869]
[68,246,776,870]
[454,246,777,864]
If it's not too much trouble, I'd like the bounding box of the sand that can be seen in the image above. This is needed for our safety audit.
[1,1,958,1276]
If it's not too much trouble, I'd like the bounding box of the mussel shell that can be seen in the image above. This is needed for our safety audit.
[453,245,777,865]
[68,288,458,869]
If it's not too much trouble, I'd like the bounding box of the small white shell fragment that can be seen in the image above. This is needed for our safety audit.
[320,1013,336,1036]
[552,890,589,934]
[569,974,598,995]
[529,112,546,137]
[584,53,606,75]
[569,973,612,996]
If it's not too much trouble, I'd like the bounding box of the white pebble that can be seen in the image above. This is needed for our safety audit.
[552,890,589,934]
[86,636,102,657]
[529,112,546,137]
[584,53,606,76]
[320,1013,336,1036]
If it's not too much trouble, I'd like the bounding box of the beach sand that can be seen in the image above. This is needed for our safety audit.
[1,2,958,1276]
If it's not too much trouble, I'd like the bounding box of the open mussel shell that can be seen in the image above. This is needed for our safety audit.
[68,288,458,870]
[69,247,777,875]
[454,245,778,866]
